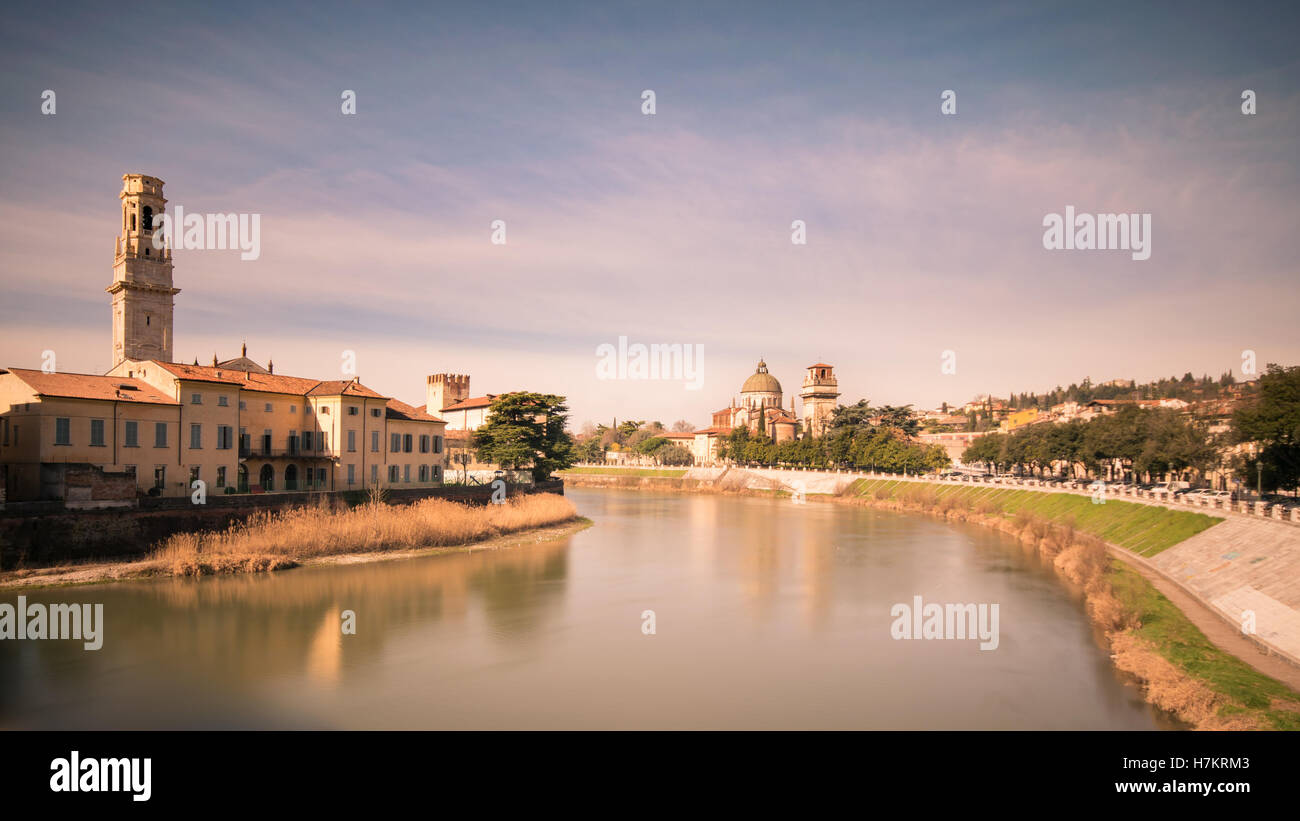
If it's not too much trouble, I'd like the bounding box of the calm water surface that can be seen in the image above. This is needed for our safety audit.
[0,488,1175,729]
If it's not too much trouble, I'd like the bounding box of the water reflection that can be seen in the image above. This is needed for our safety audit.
[0,488,1174,730]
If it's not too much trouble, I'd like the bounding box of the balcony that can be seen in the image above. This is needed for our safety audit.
[238,441,336,460]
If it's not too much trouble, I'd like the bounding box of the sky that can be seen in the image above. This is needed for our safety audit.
[1,0,1297,429]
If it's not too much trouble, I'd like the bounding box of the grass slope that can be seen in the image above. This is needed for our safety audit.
[1108,561,1300,730]
[848,479,1221,556]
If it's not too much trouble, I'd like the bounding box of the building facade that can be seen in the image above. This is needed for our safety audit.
[0,174,451,501]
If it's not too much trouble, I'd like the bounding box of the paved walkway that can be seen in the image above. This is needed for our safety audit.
[1149,518,1300,666]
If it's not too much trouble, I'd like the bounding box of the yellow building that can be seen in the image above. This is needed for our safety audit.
[0,173,449,502]
[1000,408,1040,431]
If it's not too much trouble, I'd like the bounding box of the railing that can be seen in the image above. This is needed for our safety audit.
[238,444,335,459]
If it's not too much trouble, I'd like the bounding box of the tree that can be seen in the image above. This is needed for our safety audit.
[828,399,873,430]
[656,443,694,466]
[876,405,919,436]
[671,419,696,433]
[471,392,575,481]
[1233,364,1300,492]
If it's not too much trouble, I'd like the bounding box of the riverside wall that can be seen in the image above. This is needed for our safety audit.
[0,479,564,567]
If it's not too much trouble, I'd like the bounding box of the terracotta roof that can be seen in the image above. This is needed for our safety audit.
[3,368,178,405]
[659,431,696,439]
[149,361,386,398]
[693,426,732,435]
[807,363,833,369]
[385,398,444,423]
[442,395,496,411]
[308,379,386,399]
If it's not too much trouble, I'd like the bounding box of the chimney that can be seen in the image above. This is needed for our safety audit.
[268,359,274,374]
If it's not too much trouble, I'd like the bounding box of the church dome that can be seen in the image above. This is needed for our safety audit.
[741,360,782,395]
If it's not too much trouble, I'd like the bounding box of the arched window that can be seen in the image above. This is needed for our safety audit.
[142,206,153,232]
[259,464,274,491]
[130,213,136,231]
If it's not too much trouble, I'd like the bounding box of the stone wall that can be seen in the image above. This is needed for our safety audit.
[0,479,563,568]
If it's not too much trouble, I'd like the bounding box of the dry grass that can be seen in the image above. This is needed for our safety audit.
[151,493,578,576]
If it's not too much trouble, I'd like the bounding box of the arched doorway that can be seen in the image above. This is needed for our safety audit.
[237,464,249,493]
[259,463,274,491]
[285,464,298,491]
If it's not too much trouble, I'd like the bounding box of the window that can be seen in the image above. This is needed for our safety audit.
[239,428,249,452]
[216,466,226,488]
[290,405,297,414]
[403,434,413,453]
[370,464,378,484]
[388,465,399,483]
[347,430,356,452]
[419,465,428,482]
[55,417,71,445]
[218,395,229,407]
[189,465,200,484]
[371,430,379,452]
[371,408,381,418]
[264,403,272,413]
[434,435,442,454]
[217,425,233,450]
[288,433,299,454]
[320,406,330,415]
[305,405,313,415]
[403,465,411,483]
[347,464,356,486]
[154,466,165,489]
[191,393,202,405]
[262,430,272,455]
[347,406,358,416]
[125,421,139,448]
[390,433,400,453]
[303,431,313,451]
[239,400,247,411]
[90,419,105,447]
[433,465,441,481]
[190,424,202,449]
[419,434,429,453]
[155,422,167,447]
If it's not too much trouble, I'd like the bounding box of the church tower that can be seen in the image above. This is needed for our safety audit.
[800,363,840,438]
[107,174,179,367]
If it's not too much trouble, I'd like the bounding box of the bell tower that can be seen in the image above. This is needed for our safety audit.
[107,174,179,367]
[800,363,840,438]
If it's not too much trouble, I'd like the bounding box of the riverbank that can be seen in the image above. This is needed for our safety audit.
[562,470,1300,729]
[0,494,584,589]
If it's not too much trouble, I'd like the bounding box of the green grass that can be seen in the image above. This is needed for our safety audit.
[1108,560,1300,729]
[559,467,688,478]
[847,478,1221,556]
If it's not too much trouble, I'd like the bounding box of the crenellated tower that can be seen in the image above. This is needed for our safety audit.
[427,373,471,415]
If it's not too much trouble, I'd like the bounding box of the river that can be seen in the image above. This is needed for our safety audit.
[0,487,1175,729]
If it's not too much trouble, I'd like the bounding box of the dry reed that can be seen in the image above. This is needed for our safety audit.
[151,493,578,576]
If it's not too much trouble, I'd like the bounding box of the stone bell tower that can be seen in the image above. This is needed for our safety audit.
[800,363,840,438]
[107,174,179,367]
